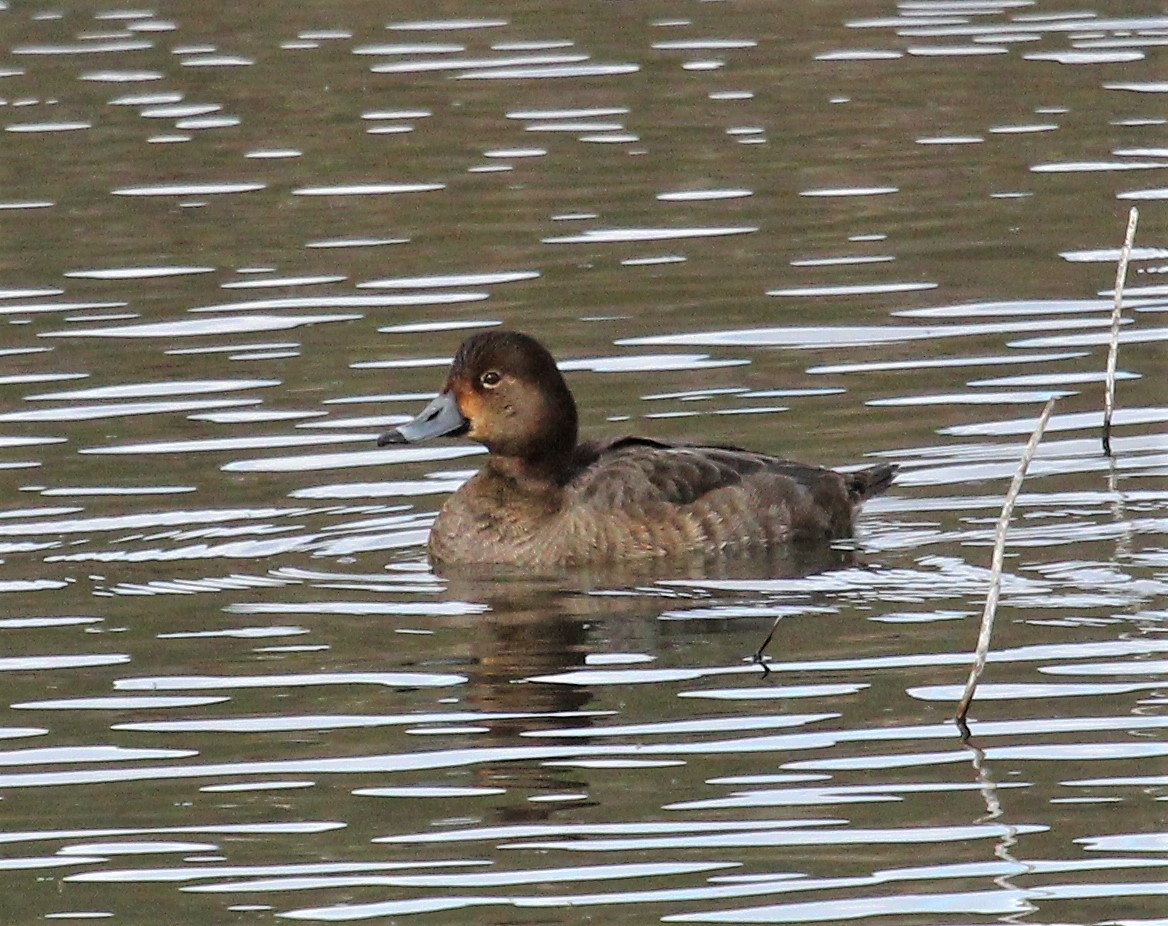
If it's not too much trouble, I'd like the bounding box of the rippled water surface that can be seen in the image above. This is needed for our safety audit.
[2,1,1167,923]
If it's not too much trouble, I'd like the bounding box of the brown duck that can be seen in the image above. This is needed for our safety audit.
[378,331,895,568]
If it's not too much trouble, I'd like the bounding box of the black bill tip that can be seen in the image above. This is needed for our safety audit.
[377,429,409,447]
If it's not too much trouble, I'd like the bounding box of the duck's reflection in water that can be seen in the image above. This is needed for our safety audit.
[431,572,594,819]
[429,543,864,819]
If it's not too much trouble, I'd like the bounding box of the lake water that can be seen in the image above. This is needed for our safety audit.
[2,1,1167,923]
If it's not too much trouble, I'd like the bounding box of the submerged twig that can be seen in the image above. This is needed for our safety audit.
[955,396,1057,733]
[1102,206,1139,456]
[752,617,782,676]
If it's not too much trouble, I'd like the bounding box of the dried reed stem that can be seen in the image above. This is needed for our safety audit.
[955,396,1057,729]
[1102,206,1139,456]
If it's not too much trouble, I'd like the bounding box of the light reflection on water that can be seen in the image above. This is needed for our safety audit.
[1,1,1167,924]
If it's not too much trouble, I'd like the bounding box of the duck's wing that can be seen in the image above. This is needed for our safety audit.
[569,437,896,542]
[569,437,805,505]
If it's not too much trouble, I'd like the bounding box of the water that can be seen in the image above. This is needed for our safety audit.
[2,0,1167,923]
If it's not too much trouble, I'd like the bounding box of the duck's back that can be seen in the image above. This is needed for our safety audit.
[553,437,895,560]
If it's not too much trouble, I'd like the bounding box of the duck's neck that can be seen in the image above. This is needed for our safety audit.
[485,452,570,494]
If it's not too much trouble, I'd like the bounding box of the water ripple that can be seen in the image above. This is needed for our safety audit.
[112,182,265,196]
[544,226,757,244]
[40,313,363,338]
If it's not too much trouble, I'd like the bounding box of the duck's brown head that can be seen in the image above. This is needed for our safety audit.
[378,331,579,469]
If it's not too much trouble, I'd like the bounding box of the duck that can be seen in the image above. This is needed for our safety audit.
[377,330,896,568]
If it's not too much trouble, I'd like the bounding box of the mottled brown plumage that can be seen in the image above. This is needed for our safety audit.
[378,331,896,568]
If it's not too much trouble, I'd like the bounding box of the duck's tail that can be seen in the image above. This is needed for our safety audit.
[846,463,898,504]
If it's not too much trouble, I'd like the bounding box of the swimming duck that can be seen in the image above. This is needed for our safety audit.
[378,331,896,568]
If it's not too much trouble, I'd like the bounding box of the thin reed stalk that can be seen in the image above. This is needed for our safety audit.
[1103,206,1139,456]
[955,396,1057,731]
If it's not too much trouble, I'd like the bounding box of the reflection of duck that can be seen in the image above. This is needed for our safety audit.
[431,577,595,816]
[379,331,895,568]
[444,576,593,721]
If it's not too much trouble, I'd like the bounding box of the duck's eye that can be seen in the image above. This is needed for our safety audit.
[480,370,502,388]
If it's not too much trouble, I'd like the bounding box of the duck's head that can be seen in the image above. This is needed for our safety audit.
[378,330,579,466]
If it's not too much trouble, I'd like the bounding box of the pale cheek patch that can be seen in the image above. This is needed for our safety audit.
[453,383,487,438]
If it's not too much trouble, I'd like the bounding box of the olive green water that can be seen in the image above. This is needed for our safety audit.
[1,1,1166,924]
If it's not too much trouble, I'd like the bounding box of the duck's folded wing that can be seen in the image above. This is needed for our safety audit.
[570,437,797,507]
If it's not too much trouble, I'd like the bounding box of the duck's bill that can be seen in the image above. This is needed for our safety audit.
[378,391,468,446]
